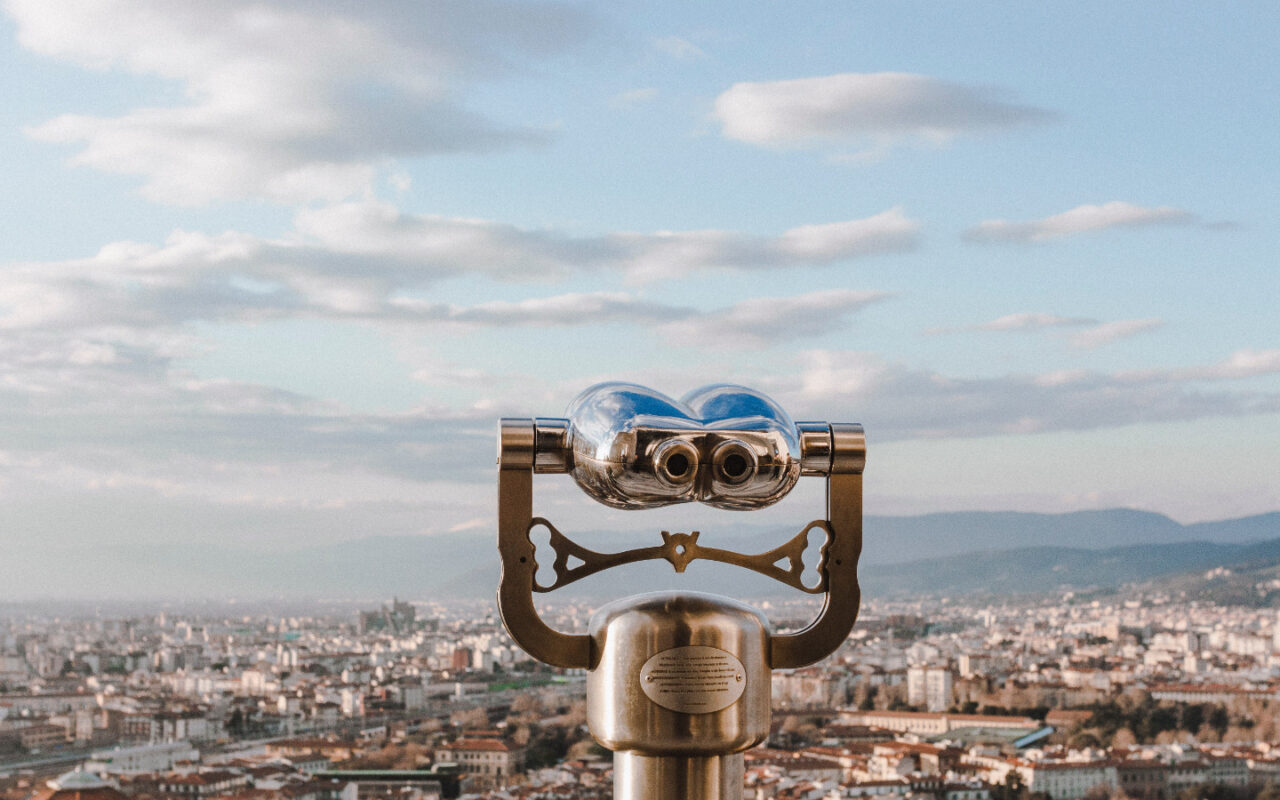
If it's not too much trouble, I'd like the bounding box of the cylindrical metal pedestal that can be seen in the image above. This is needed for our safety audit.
[614,752,744,800]
[587,592,770,800]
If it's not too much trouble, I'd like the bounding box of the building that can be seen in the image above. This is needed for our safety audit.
[907,666,953,712]
[0,694,100,717]
[433,738,525,779]
[839,710,1039,736]
[1019,760,1117,800]
[11,722,71,750]
[86,741,200,774]
[340,774,441,800]
[772,668,850,708]
[357,599,417,635]
[157,770,249,799]
[317,771,449,800]
[26,770,129,800]
[1116,759,1167,800]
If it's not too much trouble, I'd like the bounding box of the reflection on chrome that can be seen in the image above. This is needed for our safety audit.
[549,382,804,510]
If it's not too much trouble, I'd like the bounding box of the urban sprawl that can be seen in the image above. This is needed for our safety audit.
[4,590,1280,800]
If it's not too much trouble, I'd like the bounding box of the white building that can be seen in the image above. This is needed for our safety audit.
[434,738,525,779]
[1019,760,1117,800]
[907,666,953,712]
[86,741,200,774]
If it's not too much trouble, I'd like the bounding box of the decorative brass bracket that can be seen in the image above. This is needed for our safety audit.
[528,519,832,594]
[497,418,863,670]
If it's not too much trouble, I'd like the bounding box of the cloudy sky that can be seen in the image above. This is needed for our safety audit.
[2,1,1278,574]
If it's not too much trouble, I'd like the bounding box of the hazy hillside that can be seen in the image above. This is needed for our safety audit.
[4,508,1278,601]
[862,537,1280,598]
[858,509,1280,564]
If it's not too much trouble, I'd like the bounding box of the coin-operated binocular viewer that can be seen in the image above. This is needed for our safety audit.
[497,383,865,800]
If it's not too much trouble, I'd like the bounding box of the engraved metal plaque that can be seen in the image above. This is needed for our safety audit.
[639,645,746,714]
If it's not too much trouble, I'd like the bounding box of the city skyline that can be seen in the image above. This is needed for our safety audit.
[2,2,1278,575]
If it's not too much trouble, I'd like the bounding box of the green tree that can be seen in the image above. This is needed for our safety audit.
[1141,706,1178,740]
[1181,704,1205,734]
[858,685,878,711]
[1208,706,1230,736]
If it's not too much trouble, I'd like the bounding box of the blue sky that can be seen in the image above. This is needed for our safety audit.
[2,1,1278,567]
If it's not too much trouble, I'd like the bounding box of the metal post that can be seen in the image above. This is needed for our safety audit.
[614,752,745,800]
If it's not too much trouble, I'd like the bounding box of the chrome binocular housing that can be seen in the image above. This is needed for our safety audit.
[528,383,859,510]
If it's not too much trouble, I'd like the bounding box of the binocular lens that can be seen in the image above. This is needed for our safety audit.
[653,440,700,488]
[712,441,757,487]
[721,452,749,479]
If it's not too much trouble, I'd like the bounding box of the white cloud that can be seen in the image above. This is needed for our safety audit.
[392,291,687,327]
[0,202,918,333]
[1172,348,1280,381]
[616,207,919,281]
[9,0,590,204]
[928,313,1164,348]
[392,288,886,346]
[965,201,1196,243]
[653,36,706,59]
[659,289,888,347]
[779,349,1280,442]
[714,72,1051,152]
[975,312,1090,332]
[1070,318,1164,349]
[924,312,1095,337]
[3,309,1279,556]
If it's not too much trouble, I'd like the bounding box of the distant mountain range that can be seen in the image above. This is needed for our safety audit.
[4,509,1279,602]
[859,509,1280,565]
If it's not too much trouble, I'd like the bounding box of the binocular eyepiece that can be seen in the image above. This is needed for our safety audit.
[516,382,862,510]
[660,437,757,488]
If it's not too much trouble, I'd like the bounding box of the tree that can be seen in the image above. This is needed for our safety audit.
[511,694,540,715]
[511,724,531,747]
[1181,703,1205,734]
[451,707,488,731]
[1142,705,1178,741]
[1083,784,1111,800]
[525,727,568,769]
[1208,706,1230,736]
[1174,784,1245,800]
[1254,782,1280,800]
[1111,727,1137,747]
[993,771,1027,800]
[856,684,878,711]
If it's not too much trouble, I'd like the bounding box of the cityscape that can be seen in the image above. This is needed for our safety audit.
[4,582,1280,800]
[2,2,1277,800]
